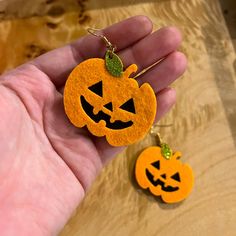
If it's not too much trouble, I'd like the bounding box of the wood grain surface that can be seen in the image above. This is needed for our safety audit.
[0,0,236,235]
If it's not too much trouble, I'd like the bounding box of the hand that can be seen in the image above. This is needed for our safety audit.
[0,16,186,235]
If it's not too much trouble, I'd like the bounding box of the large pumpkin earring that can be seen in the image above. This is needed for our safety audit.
[64,28,156,146]
[135,127,194,203]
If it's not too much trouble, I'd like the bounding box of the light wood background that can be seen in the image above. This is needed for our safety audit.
[0,0,236,235]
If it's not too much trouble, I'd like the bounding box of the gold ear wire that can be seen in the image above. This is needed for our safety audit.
[150,122,174,147]
[150,125,178,160]
[150,125,162,147]
[87,27,116,53]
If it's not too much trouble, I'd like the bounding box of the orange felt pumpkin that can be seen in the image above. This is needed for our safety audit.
[135,146,194,203]
[64,58,156,146]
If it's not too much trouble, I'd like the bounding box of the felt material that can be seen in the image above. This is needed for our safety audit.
[135,146,194,203]
[64,58,156,146]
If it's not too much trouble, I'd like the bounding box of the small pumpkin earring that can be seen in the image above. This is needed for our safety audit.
[64,28,156,146]
[135,128,194,203]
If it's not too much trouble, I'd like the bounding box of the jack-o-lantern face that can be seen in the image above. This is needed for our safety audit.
[64,58,156,146]
[135,146,194,203]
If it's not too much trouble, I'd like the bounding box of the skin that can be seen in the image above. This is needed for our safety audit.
[0,16,187,235]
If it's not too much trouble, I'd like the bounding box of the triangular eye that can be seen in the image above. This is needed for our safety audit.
[119,98,135,114]
[171,172,181,182]
[88,81,103,97]
[151,160,160,170]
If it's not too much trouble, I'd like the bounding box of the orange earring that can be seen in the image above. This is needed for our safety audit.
[135,130,194,203]
[64,28,156,146]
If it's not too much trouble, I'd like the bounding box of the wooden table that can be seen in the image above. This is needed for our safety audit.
[0,0,235,235]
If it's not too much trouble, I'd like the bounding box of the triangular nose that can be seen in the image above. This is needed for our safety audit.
[104,102,113,111]
[161,174,166,179]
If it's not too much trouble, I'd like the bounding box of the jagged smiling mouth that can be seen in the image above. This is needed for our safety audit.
[146,169,179,192]
[80,96,133,130]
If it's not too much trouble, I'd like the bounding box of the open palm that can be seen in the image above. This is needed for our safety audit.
[0,16,186,235]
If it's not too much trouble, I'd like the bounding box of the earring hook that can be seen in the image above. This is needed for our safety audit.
[150,126,163,146]
[87,27,116,53]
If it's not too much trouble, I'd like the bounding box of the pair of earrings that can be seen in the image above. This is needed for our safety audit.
[63,29,194,203]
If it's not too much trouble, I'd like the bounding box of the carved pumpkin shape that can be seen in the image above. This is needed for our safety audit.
[135,146,194,203]
[64,58,156,146]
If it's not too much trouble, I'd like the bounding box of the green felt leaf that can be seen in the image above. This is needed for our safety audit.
[105,50,123,77]
[161,143,173,160]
